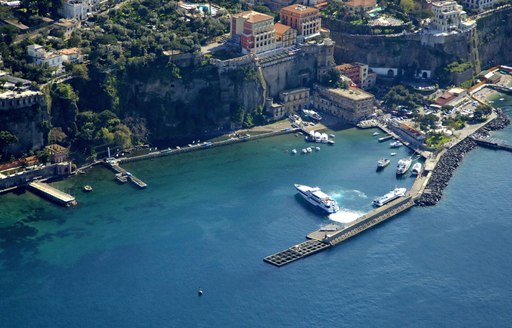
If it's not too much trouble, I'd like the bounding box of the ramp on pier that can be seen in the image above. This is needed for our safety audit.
[28,181,77,207]
[264,240,331,267]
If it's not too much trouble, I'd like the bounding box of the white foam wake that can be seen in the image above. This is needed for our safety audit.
[328,209,365,224]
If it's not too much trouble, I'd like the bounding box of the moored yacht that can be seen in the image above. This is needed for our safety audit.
[373,187,407,207]
[303,109,322,121]
[396,157,412,175]
[294,184,340,214]
[411,162,422,176]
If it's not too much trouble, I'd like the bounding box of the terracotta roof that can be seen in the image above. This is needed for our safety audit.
[234,11,273,24]
[274,22,291,35]
[58,48,80,55]
[281,4,318,15]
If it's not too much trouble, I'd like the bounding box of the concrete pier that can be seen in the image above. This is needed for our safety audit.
[28,181,77,207]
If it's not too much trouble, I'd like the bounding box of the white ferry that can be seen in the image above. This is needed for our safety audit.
[294,184,340,214]
[373,187,407,207]
[396,157,412,175]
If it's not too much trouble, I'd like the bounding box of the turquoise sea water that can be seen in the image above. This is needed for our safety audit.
[0,96,511,327]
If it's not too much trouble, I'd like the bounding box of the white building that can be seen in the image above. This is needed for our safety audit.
[430,1,472,32]
[27,45,83,73]
[58,0,100,20]
[459,0,501,12]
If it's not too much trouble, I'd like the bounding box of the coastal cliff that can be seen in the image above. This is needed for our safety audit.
[325,7,512,81]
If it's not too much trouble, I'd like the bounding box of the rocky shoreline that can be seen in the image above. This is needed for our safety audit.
[416,110,510,207]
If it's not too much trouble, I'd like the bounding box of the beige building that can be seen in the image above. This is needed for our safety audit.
[274,23,297,48]
[313,85,375,122]
[431,1,470,32]
[279,88,310,113]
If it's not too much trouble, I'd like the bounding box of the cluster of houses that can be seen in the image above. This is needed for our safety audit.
[26,44,83,74]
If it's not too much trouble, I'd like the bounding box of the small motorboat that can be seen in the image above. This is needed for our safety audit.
[315,147,321,151]
[329,134,335,138]
[291,149,297,154]
[390,152,397,156]
[390,141,403,148]
[372,132,379,136]
[306,147,313,153]
[377,158,390,169]
[301,148,308,154]
[83,185,93,192]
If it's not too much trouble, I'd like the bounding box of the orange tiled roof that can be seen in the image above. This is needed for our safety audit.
[274,22,291,35]
[281,4,318,15]
[58,48,80,55]
[235,11,273,23]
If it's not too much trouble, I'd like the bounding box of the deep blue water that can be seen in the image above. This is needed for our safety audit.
[0,96,511,327]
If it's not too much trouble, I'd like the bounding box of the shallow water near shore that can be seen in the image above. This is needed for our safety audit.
[0,98,511,327]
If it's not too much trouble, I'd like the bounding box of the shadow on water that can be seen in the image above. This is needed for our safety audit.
[293,194,328,219]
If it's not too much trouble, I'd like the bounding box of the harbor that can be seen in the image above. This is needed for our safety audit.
[264,109,510,267]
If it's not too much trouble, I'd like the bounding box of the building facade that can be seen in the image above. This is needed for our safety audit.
[336,63,375,89]
[280,5,321,38]
[58,0,100,20]
[260,0,295,11]
[274,23,297,48]
[313,85,375,122]
[279,88,310,113]
[231,11,276,54]
[430,1,469,32]
[459,0,500,12]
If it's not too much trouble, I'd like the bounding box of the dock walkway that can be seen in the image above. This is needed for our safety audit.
[472,136,512,152]
[28,181,77,207]
[107,163,147,188]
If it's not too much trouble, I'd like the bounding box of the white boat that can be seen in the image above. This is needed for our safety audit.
[306,147,313,153]
[373,187,407,207]
[291,149,297,154]
[315,147,321,151]
[390,152,397,156]
[372,132,380,136]
[294,184,340,214]
[396,157,413,175]
[390,141,403,148]
[303,109,322,121]
[377,158,390,169]
[411,163,422,176]
[301,148,307,154]
[329,134,335,138]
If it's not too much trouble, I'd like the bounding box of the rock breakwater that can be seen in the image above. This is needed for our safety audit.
[417,110,510,207]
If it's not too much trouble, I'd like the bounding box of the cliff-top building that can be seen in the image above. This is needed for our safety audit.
[58,0,100,20]
[280,4,321,38]
[459,0,501,12]
[231,11,277,54]
[430,1,472,32]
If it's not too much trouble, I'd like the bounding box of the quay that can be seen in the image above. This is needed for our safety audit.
[28,181,77,207]
[106,161,147,188]
[472,136,512,152]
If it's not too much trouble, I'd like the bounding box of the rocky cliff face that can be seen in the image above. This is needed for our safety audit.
[0,104,47,157]
[477,9,512,68]
[326,7,512,80]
